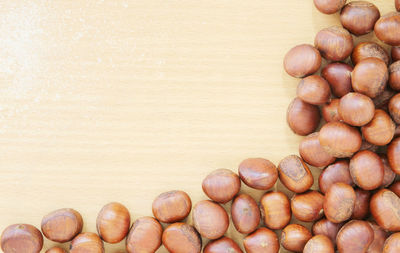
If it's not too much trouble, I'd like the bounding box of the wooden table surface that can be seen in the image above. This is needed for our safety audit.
[0,0,395,252]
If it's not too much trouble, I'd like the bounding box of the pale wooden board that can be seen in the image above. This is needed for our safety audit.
[0,0,395,252]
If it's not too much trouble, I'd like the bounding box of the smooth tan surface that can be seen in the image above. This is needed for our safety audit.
[0,0,395,252]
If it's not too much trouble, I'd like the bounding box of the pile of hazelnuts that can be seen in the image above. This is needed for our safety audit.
[283,0,400,252]
[3,1,400,253]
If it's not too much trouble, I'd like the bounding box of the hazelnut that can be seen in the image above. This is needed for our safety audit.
[297,75,331,105]
[97,202,130,244]
[314,26,353,61]
[323,182,356,223]
[319,121,362,158]
[152,190,192,223]
[231,194,260,234]
[70,232,104,253]
[281,224,312,252]
[1,224,43,253]
[299,132,336,167]
[341,2,380,36]
[278,155,314,193]
[41,208,83,243]
[192,200,229,239]
[202,169,240,203]
[162,223,201,253]
[351,42,389,65]
[352,57,388,98]
[284,44,322,78]
[238,158,278,190]
[244,228,279,253]
[126,217,162,253]
[287,97,320,136]
[321,62,353,98]
[260,191,291,230]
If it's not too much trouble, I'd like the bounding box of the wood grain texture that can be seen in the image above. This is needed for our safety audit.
[0,0,394,252]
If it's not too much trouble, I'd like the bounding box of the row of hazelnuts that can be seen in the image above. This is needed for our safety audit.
[283,0,400,252]
[3,155,400,253]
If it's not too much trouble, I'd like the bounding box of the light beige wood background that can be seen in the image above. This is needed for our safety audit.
[0,0,395,252]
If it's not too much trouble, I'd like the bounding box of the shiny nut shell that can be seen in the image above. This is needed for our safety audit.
[70,232,104,253]
[162,223,201,253]
[202,169,240,203]
[203,237,242,253]
[1,224,43,253]
[243,228,280,253]
[231,194,260,234]
[192,200,229,239]
[238,158,278,190]
[97,202,130,243]
[41,208,83,243]
[278,155,314,193]
[152,190,192,223]
[260,191,291,230]
[126,217,162,253]
[319,121,362,158]
[370,189,400,232]
[323,183,356,223]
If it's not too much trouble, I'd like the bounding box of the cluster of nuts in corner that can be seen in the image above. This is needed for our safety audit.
[2,1,400,253]
[283,0,400,252]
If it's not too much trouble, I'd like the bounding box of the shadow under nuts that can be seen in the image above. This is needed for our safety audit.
[152,190,192,223]
[278,155,313,193]
[238,158,278,190]
[126,217,162,253]
[336,220,374,253]
[192,200,229,239]
[318,160,353,194]
[1,224,43,253]
[349,150,384,190]
[323,183,356,223]
[97,202,130,244]
[299,132,336,168]
[203,237,243,253]
[287,97,320,136]
[243,228,280,253]
[303,235,334,253]
[202,168,241,203]
[319,121,362,158]
[291,191,324,222]
[260,191,291,230]
[70,232,104,253]
[41,208,83,243]
[281,224,312,252]
[370,189,400,232]
[231,194,260,234]
[162,223,201,253]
